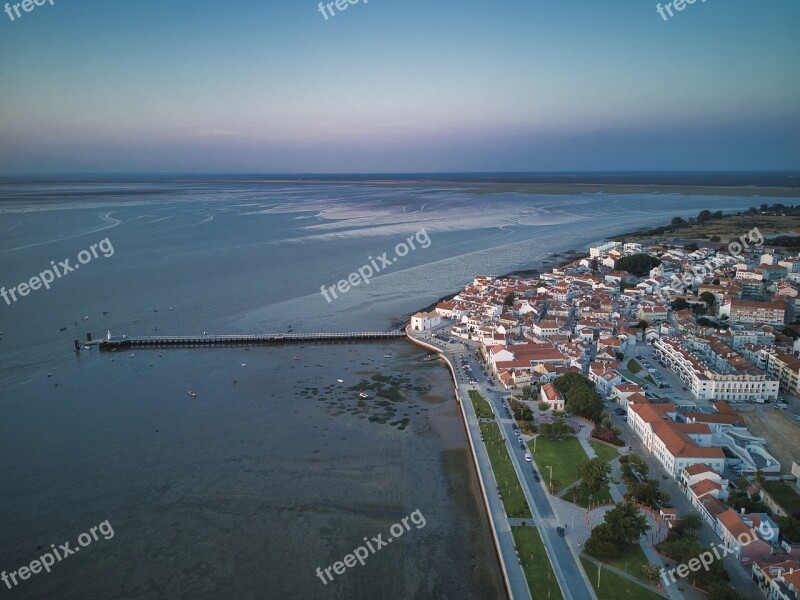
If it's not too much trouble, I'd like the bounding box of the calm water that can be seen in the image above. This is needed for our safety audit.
[0,178,789,599]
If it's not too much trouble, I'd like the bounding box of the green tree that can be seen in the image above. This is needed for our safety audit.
[697,210,712,223]
[504,292,516,306]
[671,298,690,311]
[579,457,612,495]
[604,502,650,544]
[617,254,662,277]
[584,523,619,556]
[700,291,716,306]
[538,401,550,411]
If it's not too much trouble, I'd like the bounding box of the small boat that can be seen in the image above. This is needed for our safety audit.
[337,379,344,383]
[84,345,91,350]
[241,363,247,367]
[154,308,159,313]
[203,331,207,335]
[102,311,108,315]
[359,392,369,399]
[83,315,89,321]
[383,354,391,358]
[187,390,197,398]
[293,356,300,361]
[129,353,135,358]
[47,372,52,377]
[169,307,174,311]
[233,378,237,384]
[59,326,67,332]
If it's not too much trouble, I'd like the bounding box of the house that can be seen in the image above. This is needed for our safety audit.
[410,311,441,331]
[540,383,565,411]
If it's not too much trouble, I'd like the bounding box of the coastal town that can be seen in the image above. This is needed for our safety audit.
[409,212,800,600]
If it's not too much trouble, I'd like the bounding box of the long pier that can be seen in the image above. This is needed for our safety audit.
[94,331,404,350]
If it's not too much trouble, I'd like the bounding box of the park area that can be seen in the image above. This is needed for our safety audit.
[512,526,563,600]
[479,422,531,518]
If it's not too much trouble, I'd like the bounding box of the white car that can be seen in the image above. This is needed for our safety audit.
[524,453,532,462]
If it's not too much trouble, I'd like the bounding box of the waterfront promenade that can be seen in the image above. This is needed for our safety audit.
[407,325,597,600]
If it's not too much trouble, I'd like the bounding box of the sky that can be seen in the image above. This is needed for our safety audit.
[0,0,799,174]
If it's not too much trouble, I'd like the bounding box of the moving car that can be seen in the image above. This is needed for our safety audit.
[524,453,532,462]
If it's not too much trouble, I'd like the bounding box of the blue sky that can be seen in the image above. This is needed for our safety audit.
[0,0,798,173]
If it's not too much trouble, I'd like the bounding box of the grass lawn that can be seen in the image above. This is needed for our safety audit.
[626,359,642,374]
[590,441,620,463]
[580,558,664,600]
[479,422,531,518]
[529,436,588,492]
[469,390,495,419]
[564,483,613,508]
[512,526,563,600]
[763,481,800,513]
[587,543,652,582]
[643,375,657,386]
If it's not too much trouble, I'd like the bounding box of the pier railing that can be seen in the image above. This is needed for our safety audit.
[96,331,405,350]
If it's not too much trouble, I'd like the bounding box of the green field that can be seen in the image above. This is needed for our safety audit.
[590,441,620,463]
[479,422,531,518]
[587,543,652,583]
[581,558,665,600]
[763,481,800,513]
[626,359,643,374]
[469,390,495,419]
[512,526,563,600]
[529,436,588,492]
[564,482,614,508]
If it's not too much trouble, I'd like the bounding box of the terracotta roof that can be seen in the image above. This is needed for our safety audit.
[684,463,717,476]
[690,479,722,498]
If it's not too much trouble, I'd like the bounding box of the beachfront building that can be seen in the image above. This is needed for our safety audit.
[410,311,441,331]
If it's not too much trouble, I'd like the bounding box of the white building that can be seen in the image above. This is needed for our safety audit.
[410,311,441,331]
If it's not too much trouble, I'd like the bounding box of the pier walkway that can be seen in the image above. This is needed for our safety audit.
[96,331,404,350]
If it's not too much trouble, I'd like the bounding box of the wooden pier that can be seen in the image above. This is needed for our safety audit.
[95,331,405,350]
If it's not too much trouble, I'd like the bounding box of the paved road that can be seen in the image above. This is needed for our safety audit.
[606,352,763,598]
[433,331,596,600]
[410,329,532,600]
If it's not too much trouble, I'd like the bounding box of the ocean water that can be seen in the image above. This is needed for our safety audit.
[0,177,789,599]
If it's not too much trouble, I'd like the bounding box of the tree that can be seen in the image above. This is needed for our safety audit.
[671,298,690,311]
[584,523,619,556]
[538,401,550,411]
[604,502,650,544]
[776,516,800,543]
[670,513,703,539]
[521,385,532,397]
[617,254,662,277]
[671,217,686,227]
[700,291,716,306]
[590,258,599,273]
[697,210,712,223]
[641,563,662,581]
[684,242,699,252]
[710,235,721,242]
[579,457,612,495]
[504,292,516,306]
